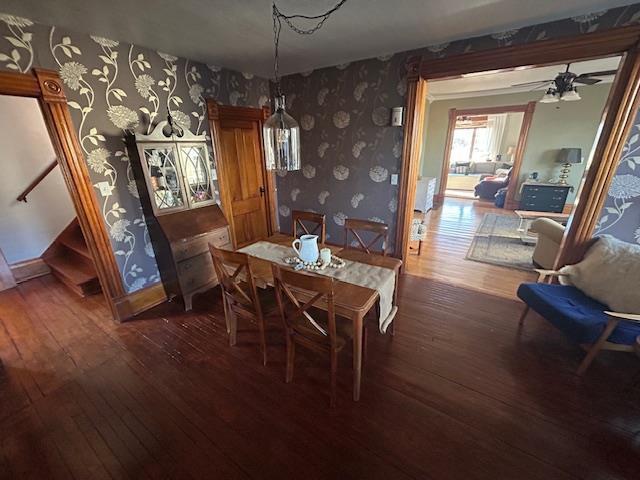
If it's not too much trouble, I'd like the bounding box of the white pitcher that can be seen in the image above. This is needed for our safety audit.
[292,234,319,263]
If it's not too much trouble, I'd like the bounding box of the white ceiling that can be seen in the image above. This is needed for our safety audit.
[1,0,636,77]
[427,56,622,100]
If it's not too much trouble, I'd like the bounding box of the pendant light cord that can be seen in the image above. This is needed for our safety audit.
[271,0,348,95]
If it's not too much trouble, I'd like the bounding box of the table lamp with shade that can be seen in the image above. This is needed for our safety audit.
[556,148,582,184]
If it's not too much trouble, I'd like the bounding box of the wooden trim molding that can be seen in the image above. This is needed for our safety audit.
[398,25,640,268]
[114,282,167,320]
[206,99,277,247]
[435,102,535,208]
[0,69,126,320]
[434,108,457,205]
[558,45,640,266]
[9,258,50,283]
[504,101,537,209]
[261,105,279,235]
[0,71,40,97]
[420,25,640,80]
[395,57,427,263]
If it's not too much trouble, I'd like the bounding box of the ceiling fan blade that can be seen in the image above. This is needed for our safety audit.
[511,79,552,88]
[577,69,618,78]
[574,77,601,85]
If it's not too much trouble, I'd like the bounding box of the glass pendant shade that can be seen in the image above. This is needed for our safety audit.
[263,95,301,171]
[539,88,559,103]
[561,87,581,102]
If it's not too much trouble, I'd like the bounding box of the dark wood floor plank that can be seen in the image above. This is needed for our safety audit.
[1,204,640,480]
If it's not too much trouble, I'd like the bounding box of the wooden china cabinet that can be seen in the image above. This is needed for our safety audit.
[130,121,231,310]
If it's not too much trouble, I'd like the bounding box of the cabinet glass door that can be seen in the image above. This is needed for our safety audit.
[141,145,187,213]
[179,144,215,207]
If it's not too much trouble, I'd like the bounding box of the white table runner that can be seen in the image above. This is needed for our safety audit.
[238,241,397,333]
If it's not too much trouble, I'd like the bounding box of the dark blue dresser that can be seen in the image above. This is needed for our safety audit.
[519,182,571,213]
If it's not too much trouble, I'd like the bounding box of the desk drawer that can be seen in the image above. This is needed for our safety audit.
[177,252,216,292]
[173,227,230,262]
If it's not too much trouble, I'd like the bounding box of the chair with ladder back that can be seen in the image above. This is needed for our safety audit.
[344,218,389,256]
[209,245,276,366]
[292,210,326,243]
[272,264,367,407]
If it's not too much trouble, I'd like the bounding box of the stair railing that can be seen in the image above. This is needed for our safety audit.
[16,159,58,203]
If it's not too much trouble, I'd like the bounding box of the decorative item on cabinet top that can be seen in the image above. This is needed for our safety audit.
[128,120,231,311]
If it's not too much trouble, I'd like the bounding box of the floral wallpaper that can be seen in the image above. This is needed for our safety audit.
[0,13,269,293]
[276,55,406,247]
[275,5,640,251]
[596,109,640,243]
[2,5,640,295]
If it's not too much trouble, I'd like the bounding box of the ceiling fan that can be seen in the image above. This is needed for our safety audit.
[512,63,617,103]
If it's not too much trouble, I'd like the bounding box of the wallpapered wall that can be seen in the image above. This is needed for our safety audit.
[596,109,640,244]
[276,5,640,251]
[0,12,269,293]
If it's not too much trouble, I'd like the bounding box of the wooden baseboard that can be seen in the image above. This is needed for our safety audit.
[114,281,167,321]
[10,258,51,283]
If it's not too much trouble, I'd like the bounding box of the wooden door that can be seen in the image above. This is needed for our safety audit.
[208,103,275,248]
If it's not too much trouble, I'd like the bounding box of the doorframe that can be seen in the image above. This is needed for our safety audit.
[435,103,536,206]
[396,25,640,266]
[206,100,278,248]
[0,69,124,318]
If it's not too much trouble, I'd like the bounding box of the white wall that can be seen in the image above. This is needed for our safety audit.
[0,95,75,264]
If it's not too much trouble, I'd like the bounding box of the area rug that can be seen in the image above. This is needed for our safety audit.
[466,213,535,271]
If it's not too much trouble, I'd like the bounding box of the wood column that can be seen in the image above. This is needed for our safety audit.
[34,69,125,318]
[395,58,428,263]
[557,46,640,266]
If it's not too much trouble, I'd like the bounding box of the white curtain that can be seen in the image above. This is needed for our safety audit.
[486,114,507,161]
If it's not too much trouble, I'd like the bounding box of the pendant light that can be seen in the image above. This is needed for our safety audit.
[263,1,348,171]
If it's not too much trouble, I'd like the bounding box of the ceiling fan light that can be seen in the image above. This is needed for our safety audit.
[562,87,581,101]
[540,89,559,103]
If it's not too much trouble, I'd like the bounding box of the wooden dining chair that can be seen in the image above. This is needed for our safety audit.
[292,210,326,243]
[272,264,360,407]
[344,218,389,256]
[209,245,274,366]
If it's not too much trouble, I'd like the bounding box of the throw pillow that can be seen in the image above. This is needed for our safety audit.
[559,235,640,313]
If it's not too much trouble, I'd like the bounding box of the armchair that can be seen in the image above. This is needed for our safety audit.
[518,269,640,374]
[530,218,565,269]
[474,168,512,200]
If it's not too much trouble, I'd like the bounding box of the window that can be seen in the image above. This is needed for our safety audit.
[450,122,490,164]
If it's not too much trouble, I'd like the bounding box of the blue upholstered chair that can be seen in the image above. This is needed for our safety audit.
[517,270,640,374]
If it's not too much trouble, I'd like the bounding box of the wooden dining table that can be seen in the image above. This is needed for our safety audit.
[239,233,402,401]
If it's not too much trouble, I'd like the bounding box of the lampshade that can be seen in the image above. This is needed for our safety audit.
[263,95,301,171]
[556,148,582,164]
[562,87,581,102]
[539,88,559,103]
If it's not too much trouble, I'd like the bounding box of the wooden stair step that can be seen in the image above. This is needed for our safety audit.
[44,254,100,297]
[59,232,93,261]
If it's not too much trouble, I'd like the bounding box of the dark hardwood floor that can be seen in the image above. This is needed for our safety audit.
[1,272,640,479]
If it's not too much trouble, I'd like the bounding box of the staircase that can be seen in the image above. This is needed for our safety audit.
[43,220,101,297]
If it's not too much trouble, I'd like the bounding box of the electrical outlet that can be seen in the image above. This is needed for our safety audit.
[390,174,399,185]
